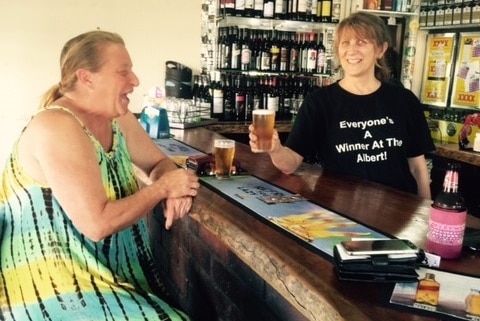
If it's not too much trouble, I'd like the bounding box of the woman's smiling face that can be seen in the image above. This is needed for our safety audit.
[337,28,386,79]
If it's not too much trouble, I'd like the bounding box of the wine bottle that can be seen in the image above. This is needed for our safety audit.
[270,30,280,71]
[240,28,252,71]
[426,163,467,259]
[288,32,300,72]
[274,0,287,19]
[234,74,246,120]
[235,0,245,16]
[279,31,290,72]
[321,0,332,22]
[245,0,255,16]
[263,0,275,18]
[230,26,241,70]
[306,32,318,73]
[254,0,264,17]
[223,73,235,121]
[225,0,235,16]
[211,72,224,120]
[316,32,326,74]
[297,0,307,21]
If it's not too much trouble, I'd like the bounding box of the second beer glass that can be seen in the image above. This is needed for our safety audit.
[214,139,236,179]
[252,109,275,152]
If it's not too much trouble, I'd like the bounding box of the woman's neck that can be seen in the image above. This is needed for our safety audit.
[339,77,381,95]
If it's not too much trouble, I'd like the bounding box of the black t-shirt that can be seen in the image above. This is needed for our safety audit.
[286,81,436,194]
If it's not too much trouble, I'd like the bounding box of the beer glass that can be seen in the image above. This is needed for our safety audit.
[214,139,235,179]
[252,109,275,152]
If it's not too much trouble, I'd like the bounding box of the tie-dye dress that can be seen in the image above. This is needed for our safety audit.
[0,107,189,321]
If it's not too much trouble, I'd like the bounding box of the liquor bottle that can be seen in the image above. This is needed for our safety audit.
[263,0,275,18]
[211,72,224,120]
[223,73,235,121]
[221,26,233,69]
[234,74,246,120]
[288,32,300,72]
[252,76,264,110]
[297,0,308,21]
[426,163,467,259]
[306,32,318,73]
[331,0,341,23]
[225,0,235,16]
[216,27,226,69]
[235,0,245,16]
[270,30,281,71]
[415,273,440,306]
[240,28,252,71]
[316,32,326,74]
[279,31,290,72]
[266,76,279,113]
[230,26,241,70]
[299,32,308,72]
[249,29,260,71]
[245,0,255,16]
[321,0,332,22]
[274,0,287,19]
[289,0,298,20]
[311,0,319,21]
[245,76,254,121]
[254,0,264,17]
[260,30,272,71]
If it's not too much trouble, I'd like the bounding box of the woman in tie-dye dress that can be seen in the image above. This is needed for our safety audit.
[0,30,199,321]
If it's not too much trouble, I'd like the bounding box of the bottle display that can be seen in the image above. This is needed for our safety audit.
[426,163,467,259]
[218,0,342,22]
[415,273,440,306]
[191,73,321,121]
[216,27,333,74]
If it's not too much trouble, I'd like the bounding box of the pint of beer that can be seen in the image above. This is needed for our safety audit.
[252,109,275,152]
[214,139,235,179]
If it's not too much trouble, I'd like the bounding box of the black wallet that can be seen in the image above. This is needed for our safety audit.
[333,243,424,283]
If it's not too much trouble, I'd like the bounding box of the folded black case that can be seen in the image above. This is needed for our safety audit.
[333,244,424,283]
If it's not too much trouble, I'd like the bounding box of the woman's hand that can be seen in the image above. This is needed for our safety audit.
[155,168,200,199]
[248,124,281,153]
[163,196,193,230]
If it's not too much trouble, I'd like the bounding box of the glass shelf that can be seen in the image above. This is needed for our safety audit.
[358,9,418,18]
[216,15,336,31]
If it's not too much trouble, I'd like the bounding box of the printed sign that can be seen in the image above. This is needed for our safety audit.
[451,32,480,109]
[420,33,457,107]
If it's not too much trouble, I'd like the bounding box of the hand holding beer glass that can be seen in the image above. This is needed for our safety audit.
[251,109,276,152]
[214,139,235,179]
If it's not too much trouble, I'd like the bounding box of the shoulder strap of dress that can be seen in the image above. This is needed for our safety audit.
[40,105,87,129]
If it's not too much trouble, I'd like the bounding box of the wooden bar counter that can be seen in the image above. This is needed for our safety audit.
[150,127,480,321]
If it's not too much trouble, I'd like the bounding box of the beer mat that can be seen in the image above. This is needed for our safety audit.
[200,175,387,257]
[153,138,207,167]
[390,267,480,321]
[258,194,307,205]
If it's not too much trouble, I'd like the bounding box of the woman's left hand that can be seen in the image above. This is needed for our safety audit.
[163,196,193,230]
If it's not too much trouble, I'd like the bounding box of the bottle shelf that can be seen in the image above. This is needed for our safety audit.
[358,9,417,18]
[217,15,336,31]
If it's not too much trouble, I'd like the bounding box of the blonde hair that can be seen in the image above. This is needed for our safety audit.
[334,12,392,82]
[40,30,124,108]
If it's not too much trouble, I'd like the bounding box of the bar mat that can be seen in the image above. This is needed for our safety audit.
[154,137,387,258]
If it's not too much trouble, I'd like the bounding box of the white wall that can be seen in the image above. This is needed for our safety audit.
[0,0,202,166]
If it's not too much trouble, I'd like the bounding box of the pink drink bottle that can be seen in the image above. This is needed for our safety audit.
[426,163,467,259]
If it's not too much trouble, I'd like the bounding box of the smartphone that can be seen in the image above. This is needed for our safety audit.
[340,239,419,256]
